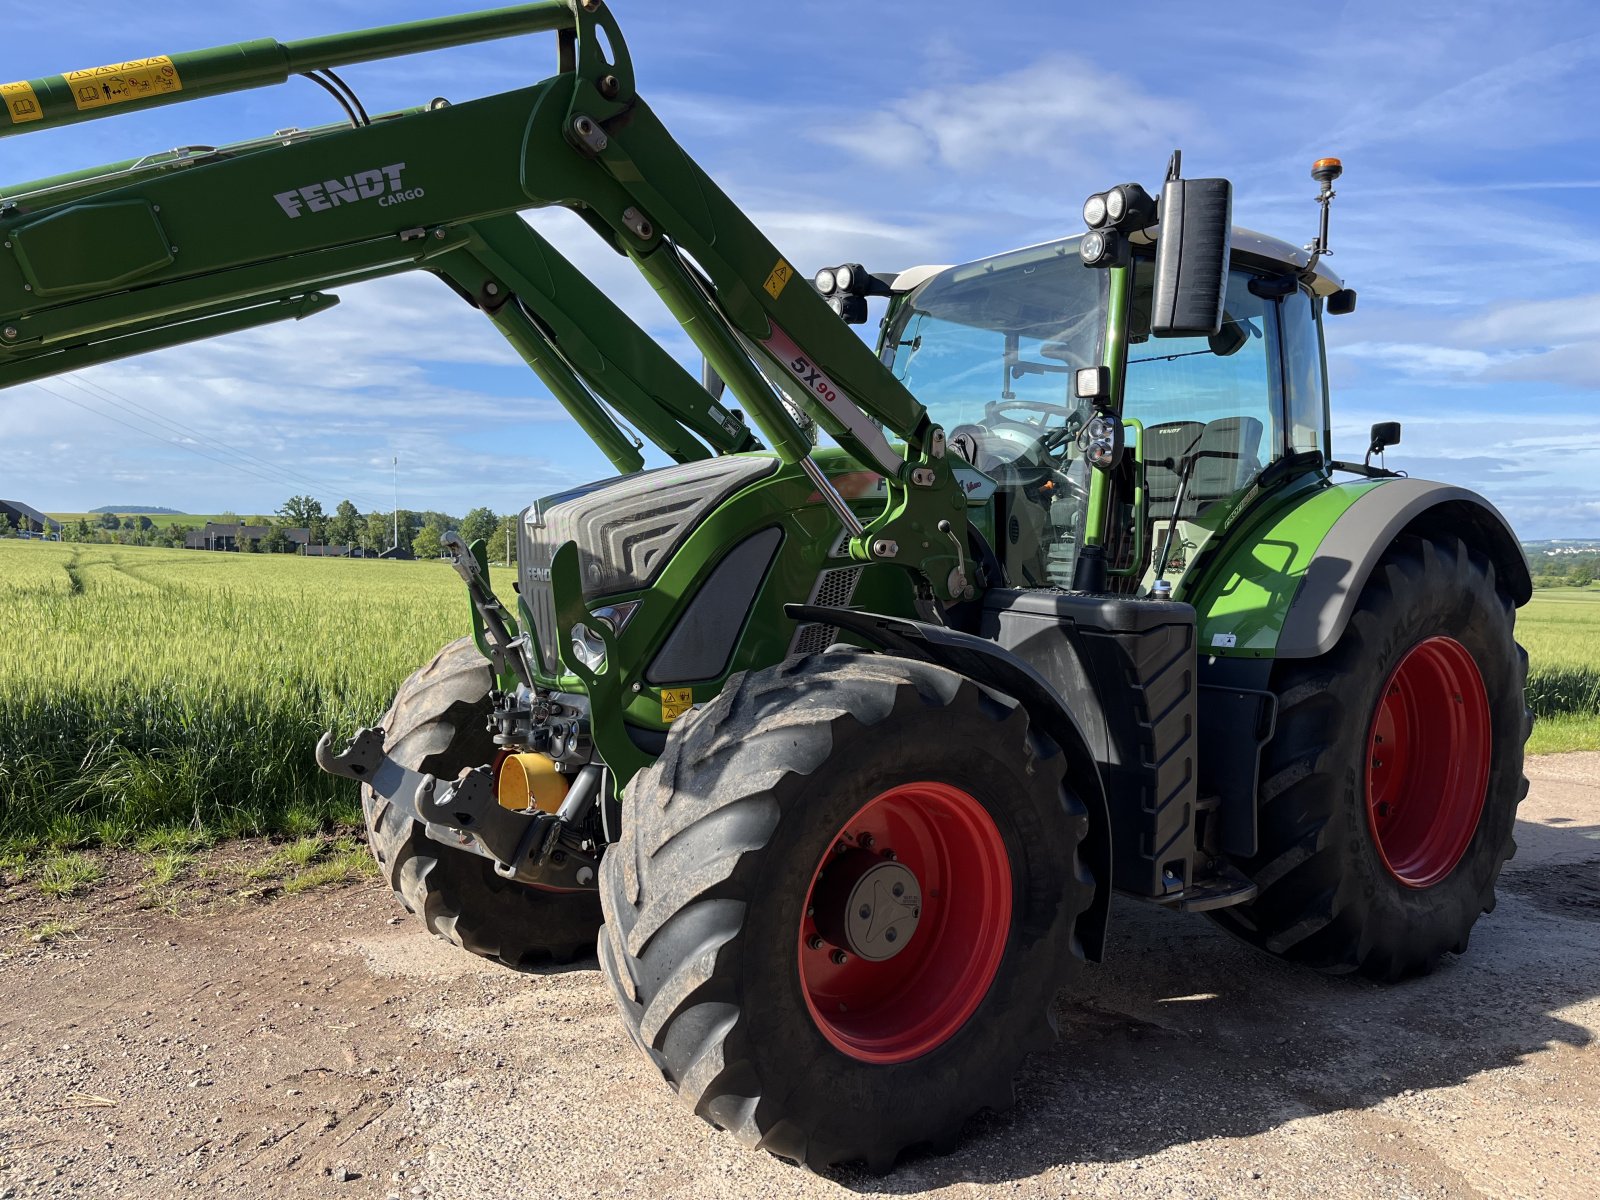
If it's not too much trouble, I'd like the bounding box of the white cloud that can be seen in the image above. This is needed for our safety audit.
[814,56,1189,175]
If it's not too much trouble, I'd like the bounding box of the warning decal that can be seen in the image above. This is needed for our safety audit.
[763,258,793,300]
[661,687,694,723]
[64,56,183,113]
[1,81,42,125]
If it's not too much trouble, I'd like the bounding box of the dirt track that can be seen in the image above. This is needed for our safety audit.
[1,756,1597,1200]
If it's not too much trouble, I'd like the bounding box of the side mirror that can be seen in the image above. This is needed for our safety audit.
[1151,163,1232,338]
[1369,421,1401,455]
[1327,288,1358,316]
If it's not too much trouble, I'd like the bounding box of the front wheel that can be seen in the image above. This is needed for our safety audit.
[363,638,602,966]
[1211,533,1529,980]
[597,651,1095,1170]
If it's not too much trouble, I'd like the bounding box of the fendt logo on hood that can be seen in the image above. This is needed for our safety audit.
[272,162,425,219]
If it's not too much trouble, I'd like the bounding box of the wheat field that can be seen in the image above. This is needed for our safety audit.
[0,540,1593,849]
[0,540,496,849]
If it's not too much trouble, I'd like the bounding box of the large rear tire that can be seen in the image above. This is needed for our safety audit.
[363,638,602,966]
[597,650,1095,1170]
[1211,533,1529,980]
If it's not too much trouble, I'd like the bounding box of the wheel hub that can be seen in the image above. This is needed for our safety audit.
[816,853,922,962]
[1365,635,1491,888]
[798,781,1013,1064]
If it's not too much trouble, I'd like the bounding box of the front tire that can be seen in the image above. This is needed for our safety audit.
[597,651,1095,1170]
[363,638,602,966]
[1211,533,1529,980]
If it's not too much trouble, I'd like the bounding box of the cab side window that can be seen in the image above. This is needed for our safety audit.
[1125,266,1274,521]
[1280,288,1328,456]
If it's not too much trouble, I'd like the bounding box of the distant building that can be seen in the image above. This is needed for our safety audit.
[303,544,367,558]
[0,500,61,534]
[183,522,370,555]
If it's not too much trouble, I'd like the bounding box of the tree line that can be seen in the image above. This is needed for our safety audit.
[4,495,522,562]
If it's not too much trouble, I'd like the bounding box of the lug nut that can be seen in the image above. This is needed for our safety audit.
[891,883,904,898]
[807,935,823,950]
[830,950,848,965]
[858,905,871,920]
[858,833,874,848]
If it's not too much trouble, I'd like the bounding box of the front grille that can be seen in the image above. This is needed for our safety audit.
[518,456,778,674]
[789,565,863,658]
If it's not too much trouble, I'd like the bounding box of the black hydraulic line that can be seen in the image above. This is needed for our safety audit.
[299,72,361,128]
[319,68,371,126]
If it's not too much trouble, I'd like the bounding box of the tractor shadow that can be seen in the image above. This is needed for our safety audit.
[834,814,1600,1191]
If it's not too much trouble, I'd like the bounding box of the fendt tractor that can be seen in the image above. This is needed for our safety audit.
[2,2,1530,1170]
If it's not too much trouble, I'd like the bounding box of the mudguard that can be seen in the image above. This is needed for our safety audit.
[1276,479,1530,658]
[1191,477,1530,661]
[786,604,1113,963]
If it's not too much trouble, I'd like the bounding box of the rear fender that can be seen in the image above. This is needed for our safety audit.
[1190,477,1530,661]
[1276,480,1531,658]
[786,604,1113,963]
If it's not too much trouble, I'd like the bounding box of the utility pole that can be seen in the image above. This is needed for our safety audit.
[505,523,510,568]
[391,455,399,552]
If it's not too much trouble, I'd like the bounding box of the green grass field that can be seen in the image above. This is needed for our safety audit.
[1519,587,1600,754]
[1,540,1596,853]
[0,540,504,852]
[46,512,238,527]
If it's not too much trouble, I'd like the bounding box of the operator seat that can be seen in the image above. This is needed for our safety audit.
[1144,420,1203,522]
[1144,416,1264,522]
[1187,416,1263,515]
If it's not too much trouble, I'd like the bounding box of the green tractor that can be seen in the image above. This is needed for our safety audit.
[1,2,1528,1171]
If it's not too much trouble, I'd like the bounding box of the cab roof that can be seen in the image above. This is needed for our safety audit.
[892,226,1344,299]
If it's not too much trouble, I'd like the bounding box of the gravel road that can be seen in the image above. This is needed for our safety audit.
[1,755,1596,1200]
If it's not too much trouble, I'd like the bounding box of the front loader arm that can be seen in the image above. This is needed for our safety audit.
[1,0,970,598]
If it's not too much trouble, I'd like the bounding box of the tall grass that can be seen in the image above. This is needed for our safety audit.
[4,544,1600,853]
[1519,588,1600,753]
[0,541,502,850]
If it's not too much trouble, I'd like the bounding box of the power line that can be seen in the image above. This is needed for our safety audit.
[59,371,391,511]
[29,380,381,508]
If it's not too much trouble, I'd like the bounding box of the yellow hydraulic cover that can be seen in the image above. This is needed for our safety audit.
[496,753,569,813]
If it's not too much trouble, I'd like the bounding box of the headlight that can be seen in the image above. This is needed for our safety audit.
[1082,192,1108,229]
[569,623,606,670]
[1080,230,1119,267]
[814,267,837,295]
[1105,187,1127,224]
[834,263,856,293]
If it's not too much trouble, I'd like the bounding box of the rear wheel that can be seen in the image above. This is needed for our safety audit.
[1211,533,1528,980]
[363,638,601,966]
[597,651,1095,1170]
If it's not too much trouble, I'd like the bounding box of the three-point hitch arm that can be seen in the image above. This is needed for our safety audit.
[0,0,970,600]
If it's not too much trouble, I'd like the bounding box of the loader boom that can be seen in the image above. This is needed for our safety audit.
[0,0,968,597]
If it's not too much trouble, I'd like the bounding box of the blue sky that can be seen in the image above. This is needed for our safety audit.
[1,0,1597,535]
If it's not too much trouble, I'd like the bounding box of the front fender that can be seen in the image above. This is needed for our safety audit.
[785,604,1113,963]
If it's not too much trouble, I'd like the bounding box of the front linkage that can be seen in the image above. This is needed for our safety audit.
[315,726,599,891]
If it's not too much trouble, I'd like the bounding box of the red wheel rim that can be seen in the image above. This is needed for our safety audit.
[798,781,1012,1064]
[1365,636,1492,888]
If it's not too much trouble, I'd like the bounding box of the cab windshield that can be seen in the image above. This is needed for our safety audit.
[884,239,1106,588]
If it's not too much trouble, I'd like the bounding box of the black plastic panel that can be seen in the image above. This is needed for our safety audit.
[980,589,1198,897]
[646,527,782,684]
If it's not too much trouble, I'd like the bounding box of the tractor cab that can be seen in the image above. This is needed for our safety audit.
[878,227,1346,599]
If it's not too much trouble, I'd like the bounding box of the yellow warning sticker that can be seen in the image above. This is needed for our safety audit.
[661,687,694,723]
[63,56,183,113]
[1,81,43,124]
[763,258,794,300]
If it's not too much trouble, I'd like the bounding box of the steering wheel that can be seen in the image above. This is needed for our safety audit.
[990,399,1083,425]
